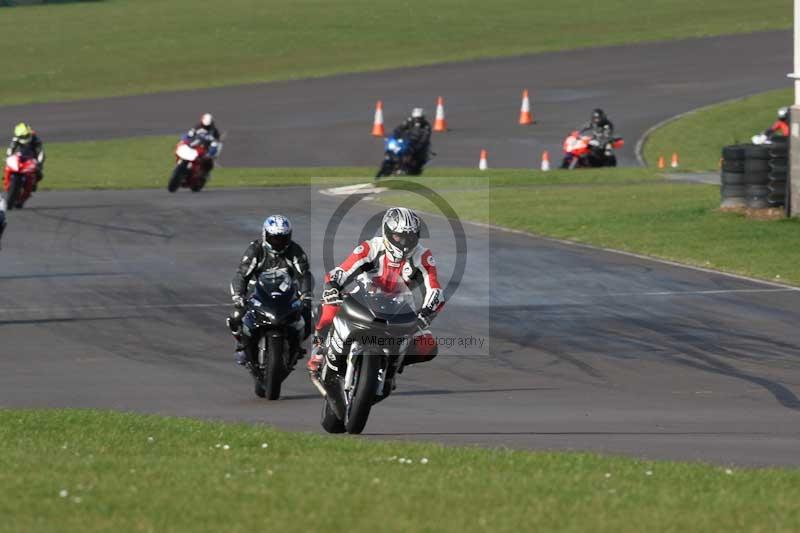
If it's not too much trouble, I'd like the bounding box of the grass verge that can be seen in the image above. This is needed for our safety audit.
[1,409,798,533]
[643,88,792,172]
[378,175,800,285]
[0,0,791,105]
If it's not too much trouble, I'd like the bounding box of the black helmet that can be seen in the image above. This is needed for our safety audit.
[382,207,420,261]
[591,108,607,126]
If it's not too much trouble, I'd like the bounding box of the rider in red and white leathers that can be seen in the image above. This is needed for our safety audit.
[307,207,444,373]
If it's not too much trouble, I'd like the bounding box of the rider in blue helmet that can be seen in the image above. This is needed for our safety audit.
[227,214,314,364]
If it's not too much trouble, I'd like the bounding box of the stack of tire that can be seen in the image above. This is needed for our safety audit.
[743,144,771,209]
[767,137,788,208]
[720,145,747,207]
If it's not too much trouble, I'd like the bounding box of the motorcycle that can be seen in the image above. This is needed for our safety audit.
[311,275,419,434]
[560,130,624,169]
[241,269,306,400]
[167,133,221,193]
[3,152,40,210]
[375,135,430,179]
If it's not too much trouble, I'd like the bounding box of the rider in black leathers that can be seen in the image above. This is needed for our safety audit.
[392,108,432,174]
[227,215,314,364]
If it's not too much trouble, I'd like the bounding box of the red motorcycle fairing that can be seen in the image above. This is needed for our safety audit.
[173,140,213,189]
[3,153,39,207]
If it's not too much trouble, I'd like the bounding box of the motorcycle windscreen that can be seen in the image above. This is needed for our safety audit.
[346,274,417,326]
[252,269,301,324]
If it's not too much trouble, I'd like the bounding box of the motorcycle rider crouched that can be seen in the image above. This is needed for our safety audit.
[7,123,45,190]
[228,215,314,365]
[307,207,444,388]
[184,113,222,175]
[393,108,432,175]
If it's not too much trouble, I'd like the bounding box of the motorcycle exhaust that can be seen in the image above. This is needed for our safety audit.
[309,371,327,397]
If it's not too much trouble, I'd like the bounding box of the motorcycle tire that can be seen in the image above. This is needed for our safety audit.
[722,144,747,161]
[263,335,284,401]
[320,399,346,433]
[168,162,188,192]
[254,381,266,398]
[606,155,617,167]
[190,173,208,192]
[345,354,381,434]
[375,160,393,179]
[5,174,20,211]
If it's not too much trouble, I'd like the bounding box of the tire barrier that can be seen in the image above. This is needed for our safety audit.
[720,144,747,207]
[721,143,786,209]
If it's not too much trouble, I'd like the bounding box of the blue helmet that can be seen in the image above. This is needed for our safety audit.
[262,214,292,252]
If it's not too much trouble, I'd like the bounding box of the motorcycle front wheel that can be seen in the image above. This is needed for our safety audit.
[5,175,21,211]
[345,354,381,434]
[168,161,188,192]
[263,335,284,400]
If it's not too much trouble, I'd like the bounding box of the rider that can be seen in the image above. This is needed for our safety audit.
[581,108,614,139]
[307,207,444,375]
[184,113,222,163]
[392,108,432,172]
[228,214,314,365]
[764,107,790,140]
[7,123,45,190]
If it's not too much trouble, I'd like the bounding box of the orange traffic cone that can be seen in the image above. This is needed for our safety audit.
[519,89,534,125]
[657,155,665,169]
[540,150,550,171]
[479,149,488,170]
[371,100,385,137]
[433,97,448,132]
[671,152,679,168]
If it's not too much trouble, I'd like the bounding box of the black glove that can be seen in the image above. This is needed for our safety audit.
[417,310,433,330]
[321,287,341,305]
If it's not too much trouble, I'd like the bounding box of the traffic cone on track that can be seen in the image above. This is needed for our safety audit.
[371,100,385,137]
[671,152,679,168]
[540,150,550,171]
[434,97,448,132]
[519,89,534,125]
[479,149,488,170]
[657,155,665,169]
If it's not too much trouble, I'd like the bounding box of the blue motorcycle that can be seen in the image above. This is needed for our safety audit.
[375,136,429,178]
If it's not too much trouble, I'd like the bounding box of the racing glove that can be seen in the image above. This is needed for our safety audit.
[321,287,342,305]
[232,295,245,309]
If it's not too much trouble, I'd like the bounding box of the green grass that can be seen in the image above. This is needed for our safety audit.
[379,175,800,285]
[43,135,663,190]
[643,89,793,171]
[0,0,791,105]
[1,409,798,533]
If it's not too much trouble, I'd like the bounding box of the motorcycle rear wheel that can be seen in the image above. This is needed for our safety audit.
[345,355,381,434]
[168,162,188,192]
[5,175,20,211]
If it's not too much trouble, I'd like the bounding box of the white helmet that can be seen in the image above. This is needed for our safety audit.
[411,108,424,119]
[382,207,421,261]
[778,107,789,120]
[201,113,214,127]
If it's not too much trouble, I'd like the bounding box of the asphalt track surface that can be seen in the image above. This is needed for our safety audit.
[2,31,800,467]
[0,31,792,168]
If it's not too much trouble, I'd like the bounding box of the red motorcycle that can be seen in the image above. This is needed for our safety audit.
[561,130,624,169]
[3,152,40,210]
[167,135,220,193]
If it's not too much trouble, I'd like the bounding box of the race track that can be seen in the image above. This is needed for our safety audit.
[0,31,792,168]
[1,187,799,466]
[1,31,799,467]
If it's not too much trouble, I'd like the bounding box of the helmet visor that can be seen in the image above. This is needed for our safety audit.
[389,231,418,252]
[265,233,290,251]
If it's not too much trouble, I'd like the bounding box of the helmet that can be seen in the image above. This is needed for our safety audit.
[778,107,790,120]
[382,207,420,261]
[262,214,292,253]
[411,108,425,119]
[201,113,214,127]
[13,123,33,144]
[591,108,607,126]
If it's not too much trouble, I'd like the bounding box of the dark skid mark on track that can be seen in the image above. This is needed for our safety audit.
[32,210,175,239]
[0,315,140,327]
[0,271,126,281]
